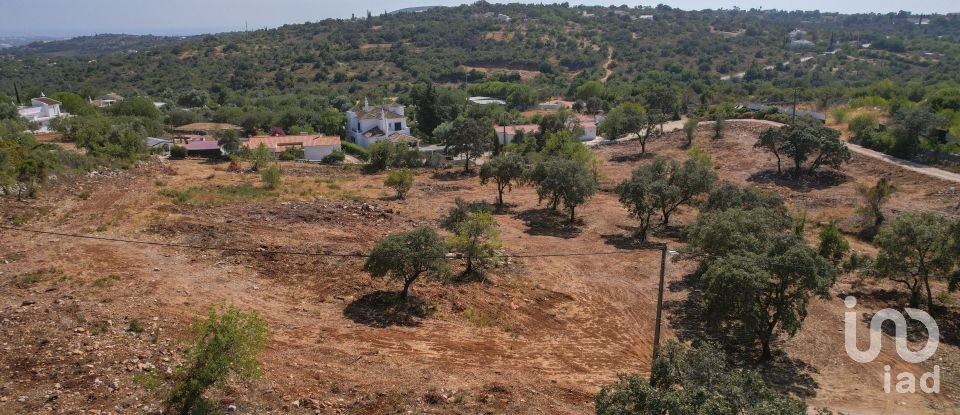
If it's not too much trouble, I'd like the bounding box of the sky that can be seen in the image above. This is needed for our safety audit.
[0,0,956,37]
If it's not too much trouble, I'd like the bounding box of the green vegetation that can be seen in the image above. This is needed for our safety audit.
[166,306,269,414]
[596,341,806,414]
[447,211,502,277]
[260,165,282,189]
[363,227,450,301]
[755,120,851,179]
[818,223,851,266]
[368,141,423,171]
[856,177,897,231]
[384,169,414,199]
[872,213,956,312]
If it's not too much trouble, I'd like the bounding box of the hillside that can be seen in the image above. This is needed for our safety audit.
[2,4,959,110]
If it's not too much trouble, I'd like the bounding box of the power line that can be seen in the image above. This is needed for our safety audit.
[0,225,654,260]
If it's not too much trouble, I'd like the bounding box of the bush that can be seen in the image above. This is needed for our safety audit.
[166,306,269,414]
[384,169,414,199]
[169,145,187,159]
[321,150,345,164]
[277,147,303,161]
[342,142,369,161]
[260,165,282,189]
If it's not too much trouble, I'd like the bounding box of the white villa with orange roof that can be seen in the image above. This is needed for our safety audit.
[345,99,411,148]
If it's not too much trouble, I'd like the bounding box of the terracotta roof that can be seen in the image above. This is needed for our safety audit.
[356,106,404,120]
[497,124,539,135]
[362,127,386,138]
[386,132,418,143]
[184,141,222,151]
[174,122,244,133]
[245,135,340,151]
[32,97,61,106]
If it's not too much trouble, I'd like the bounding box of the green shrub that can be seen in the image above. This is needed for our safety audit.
[260,166,282,189]
[127,319,145,334]
[169,146,187,159]
[165,306,269,414]
[384,169,414,199]
[341,142,369,161]
[321,150,346,164]
[277,147,304,161]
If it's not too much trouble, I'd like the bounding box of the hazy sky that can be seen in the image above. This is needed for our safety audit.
[1,0,956,37]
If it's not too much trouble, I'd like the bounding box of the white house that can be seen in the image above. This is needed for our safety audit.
[18,95,68,132]
[574,114,606,141]
[497,14,511,22]
[345,99,411,148]
[495,124,539,145]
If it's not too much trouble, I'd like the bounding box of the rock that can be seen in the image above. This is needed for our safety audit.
[45,392,58,402]
[227,405,237,412]
[20,301,35,307]
[17,396,26,403]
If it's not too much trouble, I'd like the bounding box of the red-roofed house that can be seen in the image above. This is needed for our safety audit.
[245,135,341,161]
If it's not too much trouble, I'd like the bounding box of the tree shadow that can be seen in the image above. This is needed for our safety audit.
[746,169,851,192]
[841,288,960,346]
[431,170,474,181]
[608,152,655,164]
[514,208,583,239]
[342,291,430,328]
[665,271,819,398]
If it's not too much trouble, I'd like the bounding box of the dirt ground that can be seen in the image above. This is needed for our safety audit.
[1,123,958,414]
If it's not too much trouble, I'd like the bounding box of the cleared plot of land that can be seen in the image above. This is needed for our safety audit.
[1,124,958,414]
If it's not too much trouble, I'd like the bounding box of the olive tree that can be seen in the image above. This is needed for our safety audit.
[872,213,956,312]
[528,157,598,222]
[682,116,699,147]
[364,227,450,301]
[755,122,851,179]
[600,102,659,154]
[479,152,526,208]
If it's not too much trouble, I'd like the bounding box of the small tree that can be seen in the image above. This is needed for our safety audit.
[479,152,526,208]
[384,169,414,199]
[818,222,850,266]
[596,341,806,414]
[616,166,657,242]
[856,178,896,229]
[260,165,281,189]
[712,110,727,139]
[443,117,494,173]
[363,227,450,301]
[682,116,699,147]
[600,102,659,154]
[249,143,273,171]
[216,130,242,153]
[647,152,717,226]
[448,211,502,276]
[755,126,786,175]
[528,157,597,222]
[873,213,956,312]
[166,306,269,415]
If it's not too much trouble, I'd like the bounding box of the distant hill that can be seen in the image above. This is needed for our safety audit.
[1,3,958,114]
[7,33,194,56]
[390,6,443,15]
